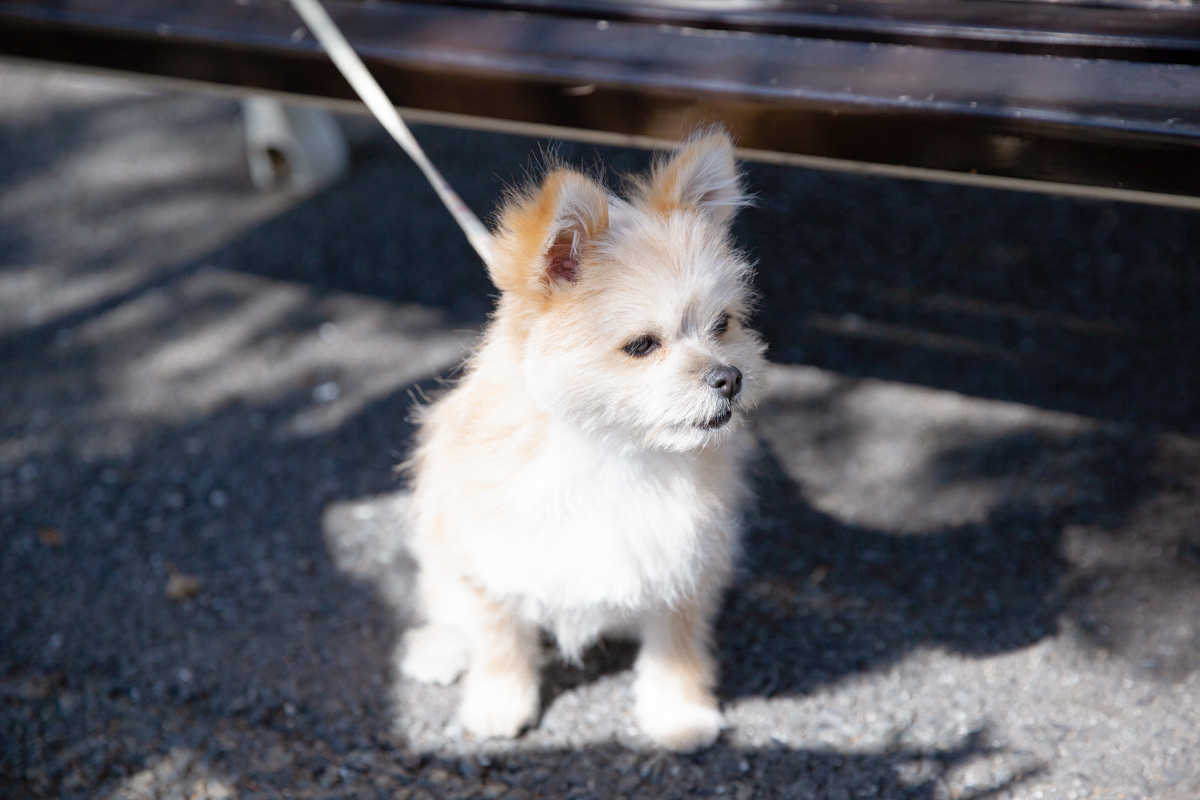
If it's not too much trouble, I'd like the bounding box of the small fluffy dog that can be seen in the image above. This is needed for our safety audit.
[400,130,766,751]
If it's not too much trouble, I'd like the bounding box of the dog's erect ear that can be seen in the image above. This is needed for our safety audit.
[491,168,609,296]
[634,129,748,227]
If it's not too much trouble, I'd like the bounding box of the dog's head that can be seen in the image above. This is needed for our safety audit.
[487,130,767,452]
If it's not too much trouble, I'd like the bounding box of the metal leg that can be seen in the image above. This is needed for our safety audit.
[240,96,348,194]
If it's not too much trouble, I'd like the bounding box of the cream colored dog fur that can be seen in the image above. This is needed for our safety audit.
[400,130,767,751]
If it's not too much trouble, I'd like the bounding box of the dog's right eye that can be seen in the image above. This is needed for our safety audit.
[623,335,660,358]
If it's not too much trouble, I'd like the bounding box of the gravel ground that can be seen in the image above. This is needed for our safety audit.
[2,61,1200,800]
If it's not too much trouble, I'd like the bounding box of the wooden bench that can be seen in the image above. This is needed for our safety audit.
[0,0,1197,207]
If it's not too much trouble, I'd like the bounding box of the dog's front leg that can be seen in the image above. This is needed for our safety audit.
[634,602,724,751]
[458,590,540,739]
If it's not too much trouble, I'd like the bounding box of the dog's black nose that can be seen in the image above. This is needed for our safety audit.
[706,365,743,400]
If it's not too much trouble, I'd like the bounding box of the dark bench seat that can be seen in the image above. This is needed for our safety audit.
[1,0,1198,206]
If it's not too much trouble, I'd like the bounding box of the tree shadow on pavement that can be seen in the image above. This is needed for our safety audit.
[3,80,1200,799]
[719,429,1152,699]
[0,286,1040,798]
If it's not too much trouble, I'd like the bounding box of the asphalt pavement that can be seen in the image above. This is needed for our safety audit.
[2,60,1200,800]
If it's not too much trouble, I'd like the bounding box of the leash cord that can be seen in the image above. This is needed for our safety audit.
[287,0,495,268]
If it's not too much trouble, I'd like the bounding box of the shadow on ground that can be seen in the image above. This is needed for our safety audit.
[2,89,1200,798]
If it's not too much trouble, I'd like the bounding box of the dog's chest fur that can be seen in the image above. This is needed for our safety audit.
[415,403,747,655]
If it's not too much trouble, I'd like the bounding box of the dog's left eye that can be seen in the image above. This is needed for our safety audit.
[623,335,660,357]
[712,313,730,336]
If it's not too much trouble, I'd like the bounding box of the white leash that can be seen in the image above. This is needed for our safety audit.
[287,0,495,268]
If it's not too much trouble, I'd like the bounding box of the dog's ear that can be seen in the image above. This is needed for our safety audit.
[634,129,748,227]
[491,168,609,297]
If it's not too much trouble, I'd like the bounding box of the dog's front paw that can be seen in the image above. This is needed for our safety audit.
[459,671,539,739]
[635,692,724,752]
[400,624,469,685]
